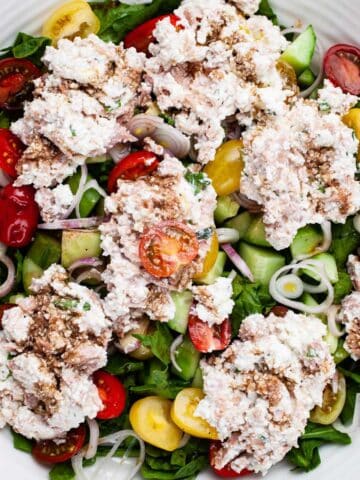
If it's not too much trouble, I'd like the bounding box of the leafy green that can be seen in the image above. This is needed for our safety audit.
[231,275,275,335]
[159,113,176,127]
[105,352,144,376]
[0,32,50,66]
[93,0,181,44]
[134,323,173,365]
[341,380,360,425]
[287,423,351,472]
[338,366,360,384]
[49,463,75,480]
[333,270,353,303]
[330,218,360,268]
[11,430,33,453]
[53,298,79,310]
[184,171,211,195]
[0,111,10,128]
[14,250,24,289]
[88,159,114,189]
[256,0,279,25]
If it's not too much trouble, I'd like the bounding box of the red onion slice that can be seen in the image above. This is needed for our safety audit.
[38,217,103,230]
[221,244,254,282]
[231,193,263,213]
[128,114,164,139]
[0,254,16,298]
[68,257,103,274]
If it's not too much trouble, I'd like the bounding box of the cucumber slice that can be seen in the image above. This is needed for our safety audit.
[61,230,101,268]
[224,212,252,239]
[172,336,200,381]
[168,291,193,334]
[333,339,350,364]
[23,257,44,294]
[214,196,240,225]
[26,233,61,270]
[194,251,227,285]
[301,292,326,321]
[9,293,26,303]
[298,68,316,88]
[191,367,204,389]
[239,243,285,286]
[290,225,323,259]
[324,329,338,355]
[67,170,101,218]
[301,253,338,284]
[280,25,317,75]
[243,216,270,247]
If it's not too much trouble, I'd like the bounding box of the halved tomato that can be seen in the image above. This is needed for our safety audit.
[139,221,199,278]
[107,151,159,193]
[188,314,231,353]
[210,442,252,478]
[124,14,181,54]
[0,58,41,110]
[324,44,360,95]
[93,370,127,420]
[32,425,86,464]
[0,129,25,177]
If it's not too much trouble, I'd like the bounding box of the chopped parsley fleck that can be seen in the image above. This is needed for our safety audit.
[159,113,175,127]
[318,184,326,193]
[319,101,331,112]
[54,298,79,310]
[104,99,122,112]
[307,348,317,358]
[197,227,213,240]
[83,302,91,312]
[70,126,77,137]
[185,171,211,195]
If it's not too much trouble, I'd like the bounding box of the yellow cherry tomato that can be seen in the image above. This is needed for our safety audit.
[193,233,219,279]
[42,0,100,46]
[276,60,298,94]
[129,396,183,452]
[171,388,219,440]
[204,140,244,196]
[343,108,360,159]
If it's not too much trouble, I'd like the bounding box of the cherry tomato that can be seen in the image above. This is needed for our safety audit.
[0,58,41,110]
[0,185,39,248]
[0,304,15,329]
[324,44,360,95]
[188,314,231,353]
[107,151,159,193]
[270,305,289,317]
[93,371,127,420]
[0,129,25,177]
[124,14,181,53]
[210,442,251,478]
[32,425,86,464]
[193,233,219,280]
[343,108,360,160]
[139,221,199,278]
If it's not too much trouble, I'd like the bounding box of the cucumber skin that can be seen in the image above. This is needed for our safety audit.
[168,291,193,334]
[214,196,240,224]
[239,242,285,286]
[26,233,61,270]
[194,251,226,285]
[225,212,252,239]
[298,68,316,88]
[280,25,317,75]
[301,253,339,284]
[243,216,271,247]
[172,336,200,381]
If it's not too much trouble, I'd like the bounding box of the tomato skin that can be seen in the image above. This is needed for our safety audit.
[210,442,251,478]
[0,304,15,329]
[124,14,181,54]
[324,44,360,95]
[0,185,39,248]
[188,314,231,353]
[0,129,25,177]
[32,425,86,464]
[108,151,159,193]
[0,58,41,110]
[139,221,199,278]
[93,371,127,420]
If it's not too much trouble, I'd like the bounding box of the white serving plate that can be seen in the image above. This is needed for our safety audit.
[0,1,359,479]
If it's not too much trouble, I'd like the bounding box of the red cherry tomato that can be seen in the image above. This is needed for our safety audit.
[124,14,182,53]
[93,371,127,420]
[324,44,360,95]
[107,151,159,193]
[139,221,199,278]
[188,314,231,353]
[0,184,39,248]
[32,425,86,464]
[0,304,15,329]
[0,58,41,110]
[0,129,25,177]
[210,442,252,478]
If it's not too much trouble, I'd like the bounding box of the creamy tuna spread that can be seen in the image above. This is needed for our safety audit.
[196,311,335,474]
[0,265,111,440]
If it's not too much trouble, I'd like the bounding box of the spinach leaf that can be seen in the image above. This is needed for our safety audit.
[49,463,75,480]
[301,423,351,444]
[1,32,50,66]
[338,366,360,384]
[174,456,208,478]
[330,218,360,268]
[11,430,33,453]
[231,275,275,335]
[341,380,360,425]
[93,0,181,44]
[184,171,211,195]
[0,111,10,128]
[134,323,173,365]
[105,352,144,376]
[98,413,131,437]
[333,270,353,303]
[256,0,279,25]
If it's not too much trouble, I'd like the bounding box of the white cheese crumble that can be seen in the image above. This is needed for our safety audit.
[196,311,335,475]
[318,79,358,116]
[231,0,261,16]
[191,277,234,326]
[35,184,74,223]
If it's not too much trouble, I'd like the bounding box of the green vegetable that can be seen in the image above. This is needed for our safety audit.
[256,0,279,25]
[333,270,353,304]
[168,291,193,334]
[184,171,211,195]
[243,216,270,247]
[172,335,200,381]
[49,463,75,480]
[301,253,338,284]
[54,298,79,310]
[231,275,275,334]
[0,111,10,128]
[290,225,323,259]
[280,25,317,75]
[196,227,213,241]
[333,339,350,364]
[194,251,226,285]
[191,367,204,389]
[134,323,173,366]
[22,258,43,294]
[214,196,239,224]
[330,218,360,267]
[224,211,252,239]
[0,32,50,66]
[67,169,101,218]
[93,0,181,44]
[105,352,144,376]
[298,68,316,88]
[239,242,285,286]
[338,366,360,385]
[340,380,360,425]
[12,430,33,453]
[61,230,101,268]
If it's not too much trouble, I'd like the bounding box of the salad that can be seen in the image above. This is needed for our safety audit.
[0,0,360,479]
